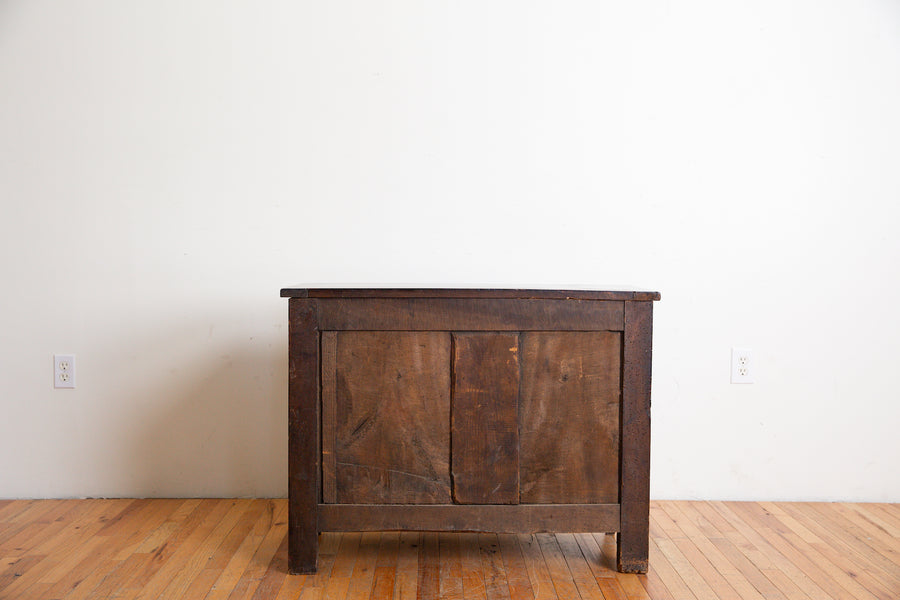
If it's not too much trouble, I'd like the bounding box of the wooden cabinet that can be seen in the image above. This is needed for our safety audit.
[281,288,659,574]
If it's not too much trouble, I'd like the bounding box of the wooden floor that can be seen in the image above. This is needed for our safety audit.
[0,500,897,599]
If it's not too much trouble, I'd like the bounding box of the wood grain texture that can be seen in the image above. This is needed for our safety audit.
[417,532,440,600]
[328,331,451,504]
[320,331,338,504]
[438,532,464,600]
[287,289,658,574]
[618,301,653,573]
[317,504,620,533]
[1,499,896,600]
[316,298,625,331]
[497,534,535,600]
[288,298,320,574]
[282,287,661,301]
[451,333,520,505]
[519,331,622,504]
[460,533,488,600]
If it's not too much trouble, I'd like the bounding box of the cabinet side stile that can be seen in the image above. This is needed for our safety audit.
[617,300,653,573]
[288,298,320,574]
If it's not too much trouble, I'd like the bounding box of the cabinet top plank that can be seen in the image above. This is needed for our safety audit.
[280,287,660,301]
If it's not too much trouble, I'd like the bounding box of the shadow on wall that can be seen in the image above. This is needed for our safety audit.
[101,317,289,498]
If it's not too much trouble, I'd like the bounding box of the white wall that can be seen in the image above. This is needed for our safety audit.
[1,0,898,501]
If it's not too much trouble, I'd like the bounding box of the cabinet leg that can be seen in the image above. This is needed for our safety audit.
[617,521,649,573]
[288,298,321,575]
[618,300,652,574]
[288,520,318,574]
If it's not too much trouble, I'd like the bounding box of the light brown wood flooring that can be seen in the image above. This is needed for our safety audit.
[0,499,897,599]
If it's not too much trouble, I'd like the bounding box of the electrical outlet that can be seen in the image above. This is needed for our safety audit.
[731,347,753,384]
[54,354,76,389]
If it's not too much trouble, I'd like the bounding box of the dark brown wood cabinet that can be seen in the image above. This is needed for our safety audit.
[281,288,659,574]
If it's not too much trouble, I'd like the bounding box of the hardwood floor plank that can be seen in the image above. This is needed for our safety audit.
[438,532,463,600]
[69,550,147,600]
[848,504,900,538]
[651,513,718,599]
[640,568,674,600]
[47,501,190,600]
[706,537,791,600]
[731,501,878,600]
[662,502,764,600]
[760,502,896,600]
[204,500,273,600]
[134,499,251,600]
[536,532,581,600]
[0,500,84,554]
[866,504,900,533]
[814,503,900,564]
[4,499,133,598]
[228,500,289,600]
[95,498,152,536]
[0,554,46,593]
[776,503,900,594]
[119,498,194,558]
[788,502,900,587]
[9,499,66,524]
[370,533,400,600]
[575,532,614,577]
[710,501,832,600]
[0,500,64,546]
[692,503,785,577]
[120,498,222,590]
[479,533,512,600]
[393,532,420,600]
[290,532,341,600]
[613,572,651,600]
[250,531,290,600]
[321,531,359,600]
[596,577,629,600]
[555,533,604,600]
[0,500,33,522]
[0,499,896,600]
[577,533,649,600]
[345,531,380,600]
[646,536,697,600]
[516,534,556,600]
[456,533,487,600]
[497,534,534,600]
[417,532,440,600]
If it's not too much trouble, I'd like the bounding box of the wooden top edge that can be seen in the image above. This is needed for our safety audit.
[280,287,660,301]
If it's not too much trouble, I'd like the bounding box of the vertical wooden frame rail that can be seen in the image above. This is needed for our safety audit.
[288,298,319,574]
[618,300,653,573]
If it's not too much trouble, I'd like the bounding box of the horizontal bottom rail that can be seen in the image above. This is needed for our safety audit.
[318,503,620,533]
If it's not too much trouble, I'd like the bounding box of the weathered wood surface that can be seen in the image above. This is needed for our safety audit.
[315,298,625,331]
[287,299,319,574]
[519,331,622,505]
[318,504,621,534]
[617,301,653,573]
[287,289,658,574]
[282,287,661,301]
[327,331,452,504]
[320,331,338,503]
[451,333,520,504]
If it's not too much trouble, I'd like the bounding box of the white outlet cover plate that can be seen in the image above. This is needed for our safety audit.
[731,347,754,384]
[54,354,76,389]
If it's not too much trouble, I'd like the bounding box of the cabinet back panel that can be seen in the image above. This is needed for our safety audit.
[519,331,622,504]
[323,331,452,504]
[451,333,520,504]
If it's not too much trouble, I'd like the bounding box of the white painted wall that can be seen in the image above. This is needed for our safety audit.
[1,1,898,501]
